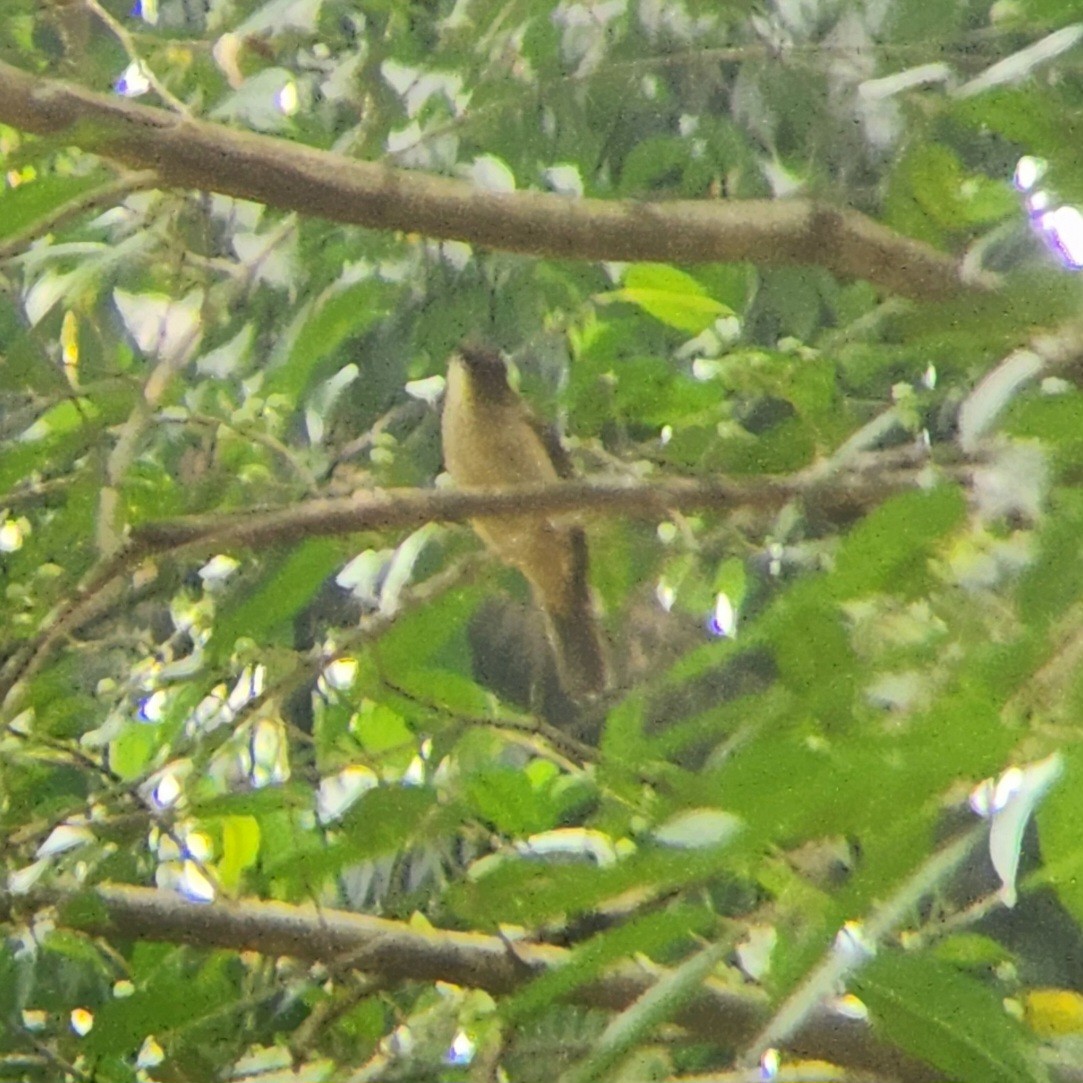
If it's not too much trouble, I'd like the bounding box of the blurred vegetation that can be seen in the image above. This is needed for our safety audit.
[4,1,1083,1081]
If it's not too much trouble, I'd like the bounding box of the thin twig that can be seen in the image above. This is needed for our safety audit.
[84,0,190,114]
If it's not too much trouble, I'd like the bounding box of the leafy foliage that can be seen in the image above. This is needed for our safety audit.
[2,1,1083,1082]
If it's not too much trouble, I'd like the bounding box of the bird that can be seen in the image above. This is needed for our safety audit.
[441,344,608,701]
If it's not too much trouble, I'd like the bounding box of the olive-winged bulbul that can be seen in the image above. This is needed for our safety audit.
[441,345,608,699]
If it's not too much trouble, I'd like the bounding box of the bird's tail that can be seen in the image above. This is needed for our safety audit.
[548,607,608,698]
[545,528,608,698]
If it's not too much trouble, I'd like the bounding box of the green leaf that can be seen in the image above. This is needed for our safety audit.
[618,136,692,195]
[108,721,161,780]
[886,144,971,242]
[207,537,346,661]
[564,937,731,1083]
[853,952,1049,1083]
[42,928,112,973]
[54,889,111,936]
[1015,491,1083,629]
[756,268,830,342]
[1033,746,1083,925]
[503,904,711,1023]
[933,933,1013,971]
[886,0,964,43]
[351,698,415,757]
[0,946,25,1016]
[448,847,738,929]
[392,667,494,716]
[217,814,261,893]
[619,134,719,198]
[0,403,113,494]
[767,586,857,721]
[0,171,114,241]
[596,264,730,333]
[263,279,390,401]
[18,396,98,439]
[1006,388,1083,469]
[465,765,556,836]
[83,952,240,1059]
[265,785,444,883]
[191,782,313,818]
[828,486,967,600]
[377,585,480,674]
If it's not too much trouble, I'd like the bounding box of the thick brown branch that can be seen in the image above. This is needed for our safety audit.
[0,61,979,302]
[2,883,941,1082]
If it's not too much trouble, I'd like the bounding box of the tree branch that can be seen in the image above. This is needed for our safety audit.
[129,450,968,560]
[0,450,972,712]
[0,60,984,302]
[2,883,943,1083]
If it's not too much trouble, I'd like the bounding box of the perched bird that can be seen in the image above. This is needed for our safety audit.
[441,345,608,700]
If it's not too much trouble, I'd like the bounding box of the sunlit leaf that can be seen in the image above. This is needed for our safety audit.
[595,264,730,334]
